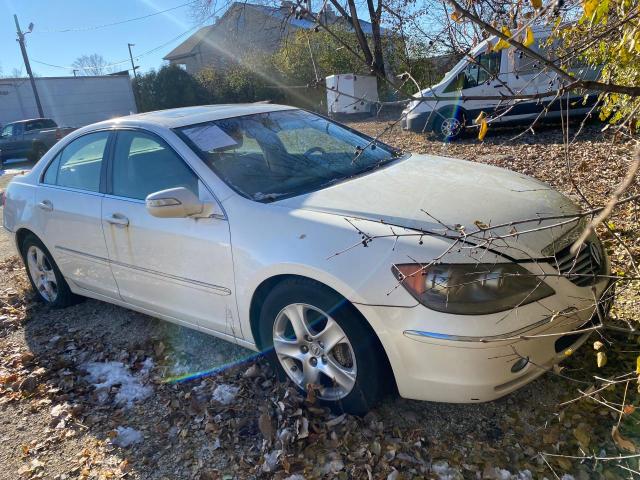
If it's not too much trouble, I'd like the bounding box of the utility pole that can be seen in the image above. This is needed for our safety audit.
[127,43,139,80]
[127,43,140,112]
[14,14,44,118]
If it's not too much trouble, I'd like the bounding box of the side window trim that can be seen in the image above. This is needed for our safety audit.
[38,129,114,194]
[107,127,226,218]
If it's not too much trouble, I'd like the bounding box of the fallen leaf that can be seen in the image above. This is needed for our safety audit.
[593,340,604,350]
[597,351,607,368]
[612,425,636,452]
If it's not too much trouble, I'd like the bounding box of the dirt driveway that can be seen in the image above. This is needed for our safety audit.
[0,122,638,480]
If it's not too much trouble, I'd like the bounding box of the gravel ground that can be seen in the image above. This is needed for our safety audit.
[0,121,638,480]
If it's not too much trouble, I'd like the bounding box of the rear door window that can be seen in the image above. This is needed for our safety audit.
[43,131,109,192]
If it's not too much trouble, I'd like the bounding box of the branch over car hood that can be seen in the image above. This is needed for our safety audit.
[277,154,581,260]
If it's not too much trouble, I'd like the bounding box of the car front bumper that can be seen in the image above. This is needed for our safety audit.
[355,278,613,403]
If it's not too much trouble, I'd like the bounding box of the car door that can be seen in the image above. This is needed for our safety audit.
[101,128,238,336]
[35,130,120,298]
[443,50,508,120]
[0,124,20,159]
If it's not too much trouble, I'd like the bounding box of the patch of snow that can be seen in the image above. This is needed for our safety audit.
[518,471,533,480]
[83,361,153,407]
[284,475,305,480]
[212,384,239,405]
[561,476,575,480]
[493,468,512,480]
[112,426,143,448]
[262,450,282,473]
[431,460,462,480]
[321,459,344,474]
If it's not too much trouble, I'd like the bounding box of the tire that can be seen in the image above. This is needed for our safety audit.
[259,278,390,415]
[28,143,47,162]
[433,109,466,141]
[20,233,81,308]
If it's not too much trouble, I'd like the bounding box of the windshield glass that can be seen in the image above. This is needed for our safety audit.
[176,109,401,202]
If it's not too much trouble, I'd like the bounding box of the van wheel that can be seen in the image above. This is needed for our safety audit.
[259,278,389,415]
[20,234,81,308]
[434,110,465,141]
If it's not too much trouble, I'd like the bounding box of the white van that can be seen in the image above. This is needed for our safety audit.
[402,29,599,140]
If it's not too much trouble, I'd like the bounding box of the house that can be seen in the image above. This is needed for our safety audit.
[163,1,385,75]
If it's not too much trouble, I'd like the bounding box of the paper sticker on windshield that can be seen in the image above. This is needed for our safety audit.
[182,125,237,151]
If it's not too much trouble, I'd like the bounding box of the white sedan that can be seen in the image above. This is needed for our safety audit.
[2,104,610,413]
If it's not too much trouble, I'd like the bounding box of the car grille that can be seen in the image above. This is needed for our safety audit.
[552,240,604,287]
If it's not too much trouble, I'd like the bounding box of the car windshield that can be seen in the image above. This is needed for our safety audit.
[176,109,403,202]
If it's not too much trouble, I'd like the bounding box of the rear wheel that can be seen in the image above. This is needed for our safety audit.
[28,143,47,162]
[259,278,390,414]
[21,234,80,308]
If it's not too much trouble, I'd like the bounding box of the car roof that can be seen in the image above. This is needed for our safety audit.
[7,118,53,126]
[94,103,298,130]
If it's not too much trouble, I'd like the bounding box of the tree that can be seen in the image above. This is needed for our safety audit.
[272,28,363,85]
[133,65,206,112]
[72,54,114,76]
[190,0,391,82]
[197,54,284,105]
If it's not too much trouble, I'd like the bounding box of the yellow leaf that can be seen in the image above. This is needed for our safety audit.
[593,341,604,350]
[636,356,640,374]
[530,0,542,9]
[494,26,512,51]
[451,10,463,22]
[478,118,488,141]
[583,0,598,18]
[612,425,637,453]
[523,26,535,47]
[564,348,574,357]
[597,351,607,368]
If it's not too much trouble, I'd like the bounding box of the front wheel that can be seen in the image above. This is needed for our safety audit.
[433,110,466,141]
[259,278,390,415]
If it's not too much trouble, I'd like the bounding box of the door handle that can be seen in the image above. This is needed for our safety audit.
[105,213,129,227]
[38,200,53,212]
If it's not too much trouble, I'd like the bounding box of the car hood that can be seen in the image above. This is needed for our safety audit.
[277,154,581,260]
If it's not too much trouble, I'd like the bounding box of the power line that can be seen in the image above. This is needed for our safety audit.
[31,12,217,73]
[36,0,200,33]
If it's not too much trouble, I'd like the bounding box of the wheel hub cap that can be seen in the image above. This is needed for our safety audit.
[272,303,357,401]
[26,245,58,302]
[442,117,461,137]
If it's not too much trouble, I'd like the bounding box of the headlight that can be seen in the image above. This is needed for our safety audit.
[392,263,555,315]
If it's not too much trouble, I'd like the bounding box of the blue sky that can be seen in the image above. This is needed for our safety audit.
[0,0,209,77]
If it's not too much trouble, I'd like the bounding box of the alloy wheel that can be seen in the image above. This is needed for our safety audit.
[272,303,357,400]
[440,117,462,138]
[26,245,58,302]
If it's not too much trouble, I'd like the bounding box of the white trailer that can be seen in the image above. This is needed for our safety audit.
[0,74,137,127]
[326,74,378,116]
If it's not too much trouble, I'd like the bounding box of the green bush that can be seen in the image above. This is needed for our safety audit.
[133,65,207,112]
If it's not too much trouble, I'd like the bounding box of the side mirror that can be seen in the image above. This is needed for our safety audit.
[145,187,212,218]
